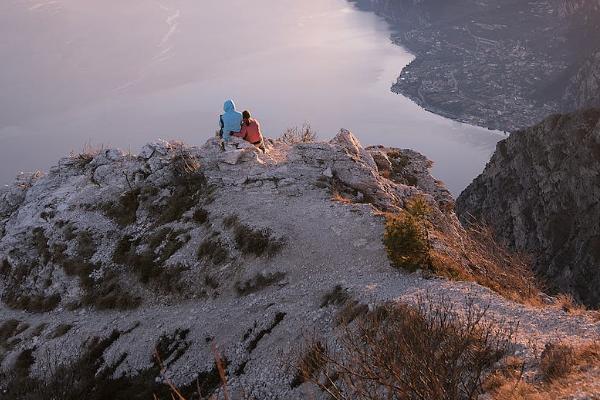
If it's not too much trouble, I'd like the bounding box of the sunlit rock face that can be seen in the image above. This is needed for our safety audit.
[458,108,600,308]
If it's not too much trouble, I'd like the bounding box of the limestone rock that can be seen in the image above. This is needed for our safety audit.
[1,129,596,399]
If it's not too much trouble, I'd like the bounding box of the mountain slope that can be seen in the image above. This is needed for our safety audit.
[0,132,598,398]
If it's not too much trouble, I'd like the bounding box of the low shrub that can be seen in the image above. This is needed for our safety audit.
[112,231,187,292]
[49,324,73,339]
[235,272,286,296]
[384,214,429,270]
[0,259,12,276]
[197,237,229,265]
[387,151,420,187]
[383,198,432,271]
[278,123,317,145]
[233,224,283,258]
[320,285,350,308]
[335,299,369,326]
[540,343,575,382]
[14,348,35,376]
[2,291,61,313]
[0,320,21,343]
[296,299,514,399]
[102,189,141,227]
[222,214,239,229]
[76,230,97,260]
[32,227,51,264]
[192,208,209,225]
[80,275,141,311]
[0,319,24,363]
[156,173,208,225]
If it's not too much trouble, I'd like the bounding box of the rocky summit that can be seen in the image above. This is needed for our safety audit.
[458,108,600,308]
[0,131,598,399]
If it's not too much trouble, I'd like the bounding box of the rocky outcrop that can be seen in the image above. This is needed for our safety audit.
[0,131,597,398]
[457,108,600,307]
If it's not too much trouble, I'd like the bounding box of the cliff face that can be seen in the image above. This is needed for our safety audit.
[457,108,600,307]
[564,51,600,110]
[351,0,600,131]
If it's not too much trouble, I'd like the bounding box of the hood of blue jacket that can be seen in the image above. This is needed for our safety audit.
[224,100,236,113]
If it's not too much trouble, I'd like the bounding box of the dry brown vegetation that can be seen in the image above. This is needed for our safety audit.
[295,299,515,399]
[428,222,541,305]
[278,123,317,145]
[101,188,141,227]
[484,341,600,399]
[1,319,29,363]
[48,324,73,339]
[551,293,600,321]
[384,197,541,305]
[235,272,286,296]
[320,285,350,308]
[68,143,104,168]
[222,214,284,258]
[197,237,230,265]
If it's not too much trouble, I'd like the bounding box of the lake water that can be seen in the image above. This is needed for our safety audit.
[0,0,504,195]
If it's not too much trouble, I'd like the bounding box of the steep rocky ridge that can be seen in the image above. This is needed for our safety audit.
[0,132,598,398]
[350,0,600,131]
[457,108,600,308]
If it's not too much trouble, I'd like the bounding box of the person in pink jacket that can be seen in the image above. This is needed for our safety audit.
[234,110,265,151]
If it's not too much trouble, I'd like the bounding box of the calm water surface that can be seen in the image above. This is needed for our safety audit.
[0,0,504,195]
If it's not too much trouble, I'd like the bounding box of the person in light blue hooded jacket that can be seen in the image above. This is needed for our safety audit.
[219,99,243,142]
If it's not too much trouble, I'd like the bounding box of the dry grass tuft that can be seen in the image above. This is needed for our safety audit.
[330,191,354,204]
[540,343,575,382]
[68,143,104,168]
[552,293,600,321]
[235,272,286,296]
[192,208,209,225]
[278,123,317,145]
[49,324,73,339]
[485,341,600,400]
[335,299,369,326]
[222,215,284,258]
[430,221,541,305]
[197,237,229,265]
[320,285,350,308]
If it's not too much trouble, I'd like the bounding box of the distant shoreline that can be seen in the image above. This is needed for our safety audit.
[349,0,576,134]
